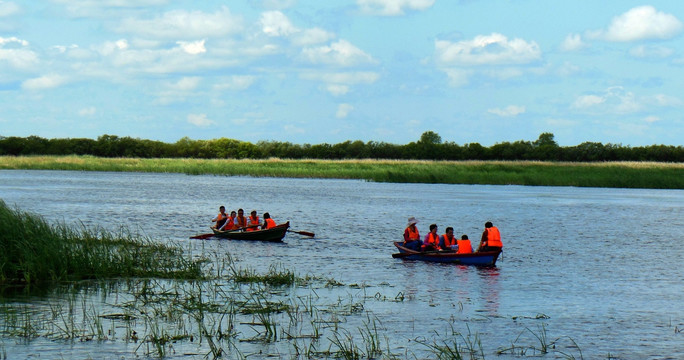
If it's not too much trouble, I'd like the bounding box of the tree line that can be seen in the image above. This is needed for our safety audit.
[1,132,682,162]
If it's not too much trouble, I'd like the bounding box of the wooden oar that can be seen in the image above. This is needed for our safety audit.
[287,229,315,237]
[190,233,214,239]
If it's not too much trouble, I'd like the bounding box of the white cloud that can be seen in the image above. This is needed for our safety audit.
[644,115,660,123]
[326,84,350,96]
[173,77,201,91]
[21,74,67,90]
[589,6,683,42]
[260,11,297,37]
[177,39,206,55]
[487,105,526,117]
[0,2,20,17]
[357,0,435,16]
[187,113,215,127]
[78,107,96,116]
[292,28,335,46]
[435,33,541,66]
[117,7,244,39]
[301,40,377,67]
[0,36,38,69]
[629,44,674,58]
[336,103,354,118]
[570,87,674,115]
[560,33,586,52]
[213,76,256,91]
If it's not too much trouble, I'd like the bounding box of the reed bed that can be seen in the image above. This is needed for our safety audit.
[2,155,683,188]
[0,200,204,286]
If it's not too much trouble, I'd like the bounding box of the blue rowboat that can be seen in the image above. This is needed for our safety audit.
[392,242,501,266]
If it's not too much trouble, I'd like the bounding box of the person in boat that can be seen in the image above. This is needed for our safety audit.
[456,234,474,254]
[422,224,440,251]
[262,212,277,230]
[235,208,247,230]
[219,210,237,231]
[477,221,502,252]
[211,206,228,230]
[402,216,422,251]
[246,210,260,232]
[439,227,458,251]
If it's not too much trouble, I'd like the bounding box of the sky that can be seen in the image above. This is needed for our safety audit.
[1,1,684,147]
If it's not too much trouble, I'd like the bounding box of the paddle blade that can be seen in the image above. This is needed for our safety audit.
[288,229,315,237]
[190,233,214,239]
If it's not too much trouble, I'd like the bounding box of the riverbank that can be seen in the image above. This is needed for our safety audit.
[1,155,683,189]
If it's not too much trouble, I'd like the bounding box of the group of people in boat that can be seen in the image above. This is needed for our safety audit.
[211,206,277,232]
[402,217,502,253]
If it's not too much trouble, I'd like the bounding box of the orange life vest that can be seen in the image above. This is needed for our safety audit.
[485,226,502,248]
[264,218,276,229]
[425,232,439,247]
[442,234,456,248]
[236,216,247,229]
[456,239,473,254]
[223,217,236,230]
[246,215,260,232]
[406,226,420,241]
[216,212,227,227]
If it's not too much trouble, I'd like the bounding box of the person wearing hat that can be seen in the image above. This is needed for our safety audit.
[403,216,422,251]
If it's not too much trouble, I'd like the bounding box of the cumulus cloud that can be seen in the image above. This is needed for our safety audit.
[117,7,244,39]
[0,1,20,17]
[569,87,677,115]
[357,0,435,16]
[560,33,587,52]
[301,71,379,95]
[21,74,68,90]
[588,6,683,42]
[177,39,206,55]
[187,113,215,127]
[336,103,354,118]
[260,10,297,37]
[487,105,526,117]
[301,40,377,67]
[291,28,335,46]
[0,36,38,69]
[435,33,541,66]
[643,115,660,123]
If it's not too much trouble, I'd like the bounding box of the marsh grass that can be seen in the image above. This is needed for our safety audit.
[0,200,204,287]
[2,155,683,188]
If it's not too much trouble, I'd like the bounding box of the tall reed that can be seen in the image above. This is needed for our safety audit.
[0,200,204,287]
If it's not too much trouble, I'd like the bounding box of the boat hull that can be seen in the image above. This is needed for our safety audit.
[212,222,289,242]
[393,242,501,266]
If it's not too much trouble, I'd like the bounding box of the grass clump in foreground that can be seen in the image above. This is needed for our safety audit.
[2,155,684,189]
[0,200,204,287]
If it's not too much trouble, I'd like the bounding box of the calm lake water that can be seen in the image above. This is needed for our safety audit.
[1,169,683,359]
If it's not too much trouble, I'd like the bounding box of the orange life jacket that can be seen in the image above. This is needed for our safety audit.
[216,212,227,227]
[425,232,439,247]
[442,234,456,248]
[264,218,276,229]
[485,226,502,248]
[456,239,473,254]
[406,226,420,241]
[223,217,236,230]
[246,215,260,232]
[236,215,247,229]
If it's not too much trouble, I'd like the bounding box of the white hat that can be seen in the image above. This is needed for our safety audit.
[406,216,418,227]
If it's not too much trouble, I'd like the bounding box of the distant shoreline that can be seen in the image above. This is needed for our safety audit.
[1,155,683,189]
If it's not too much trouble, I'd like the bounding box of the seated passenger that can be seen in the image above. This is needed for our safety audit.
[422,224,439,251]
[262,212,277,229]
[439,227,458,251]
[219,211,237,231]
[402,217,422,251]
[456,234,474,254]
[211,206,227,230]
[246,210,260,232]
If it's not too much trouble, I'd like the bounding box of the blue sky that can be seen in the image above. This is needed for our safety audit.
[1,1,683,147]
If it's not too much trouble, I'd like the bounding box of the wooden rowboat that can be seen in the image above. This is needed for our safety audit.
[392,242,501,266]
[212,222,290,242]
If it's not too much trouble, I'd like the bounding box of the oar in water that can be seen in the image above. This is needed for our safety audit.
[190,233,215,239]
[287,229,315,237]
